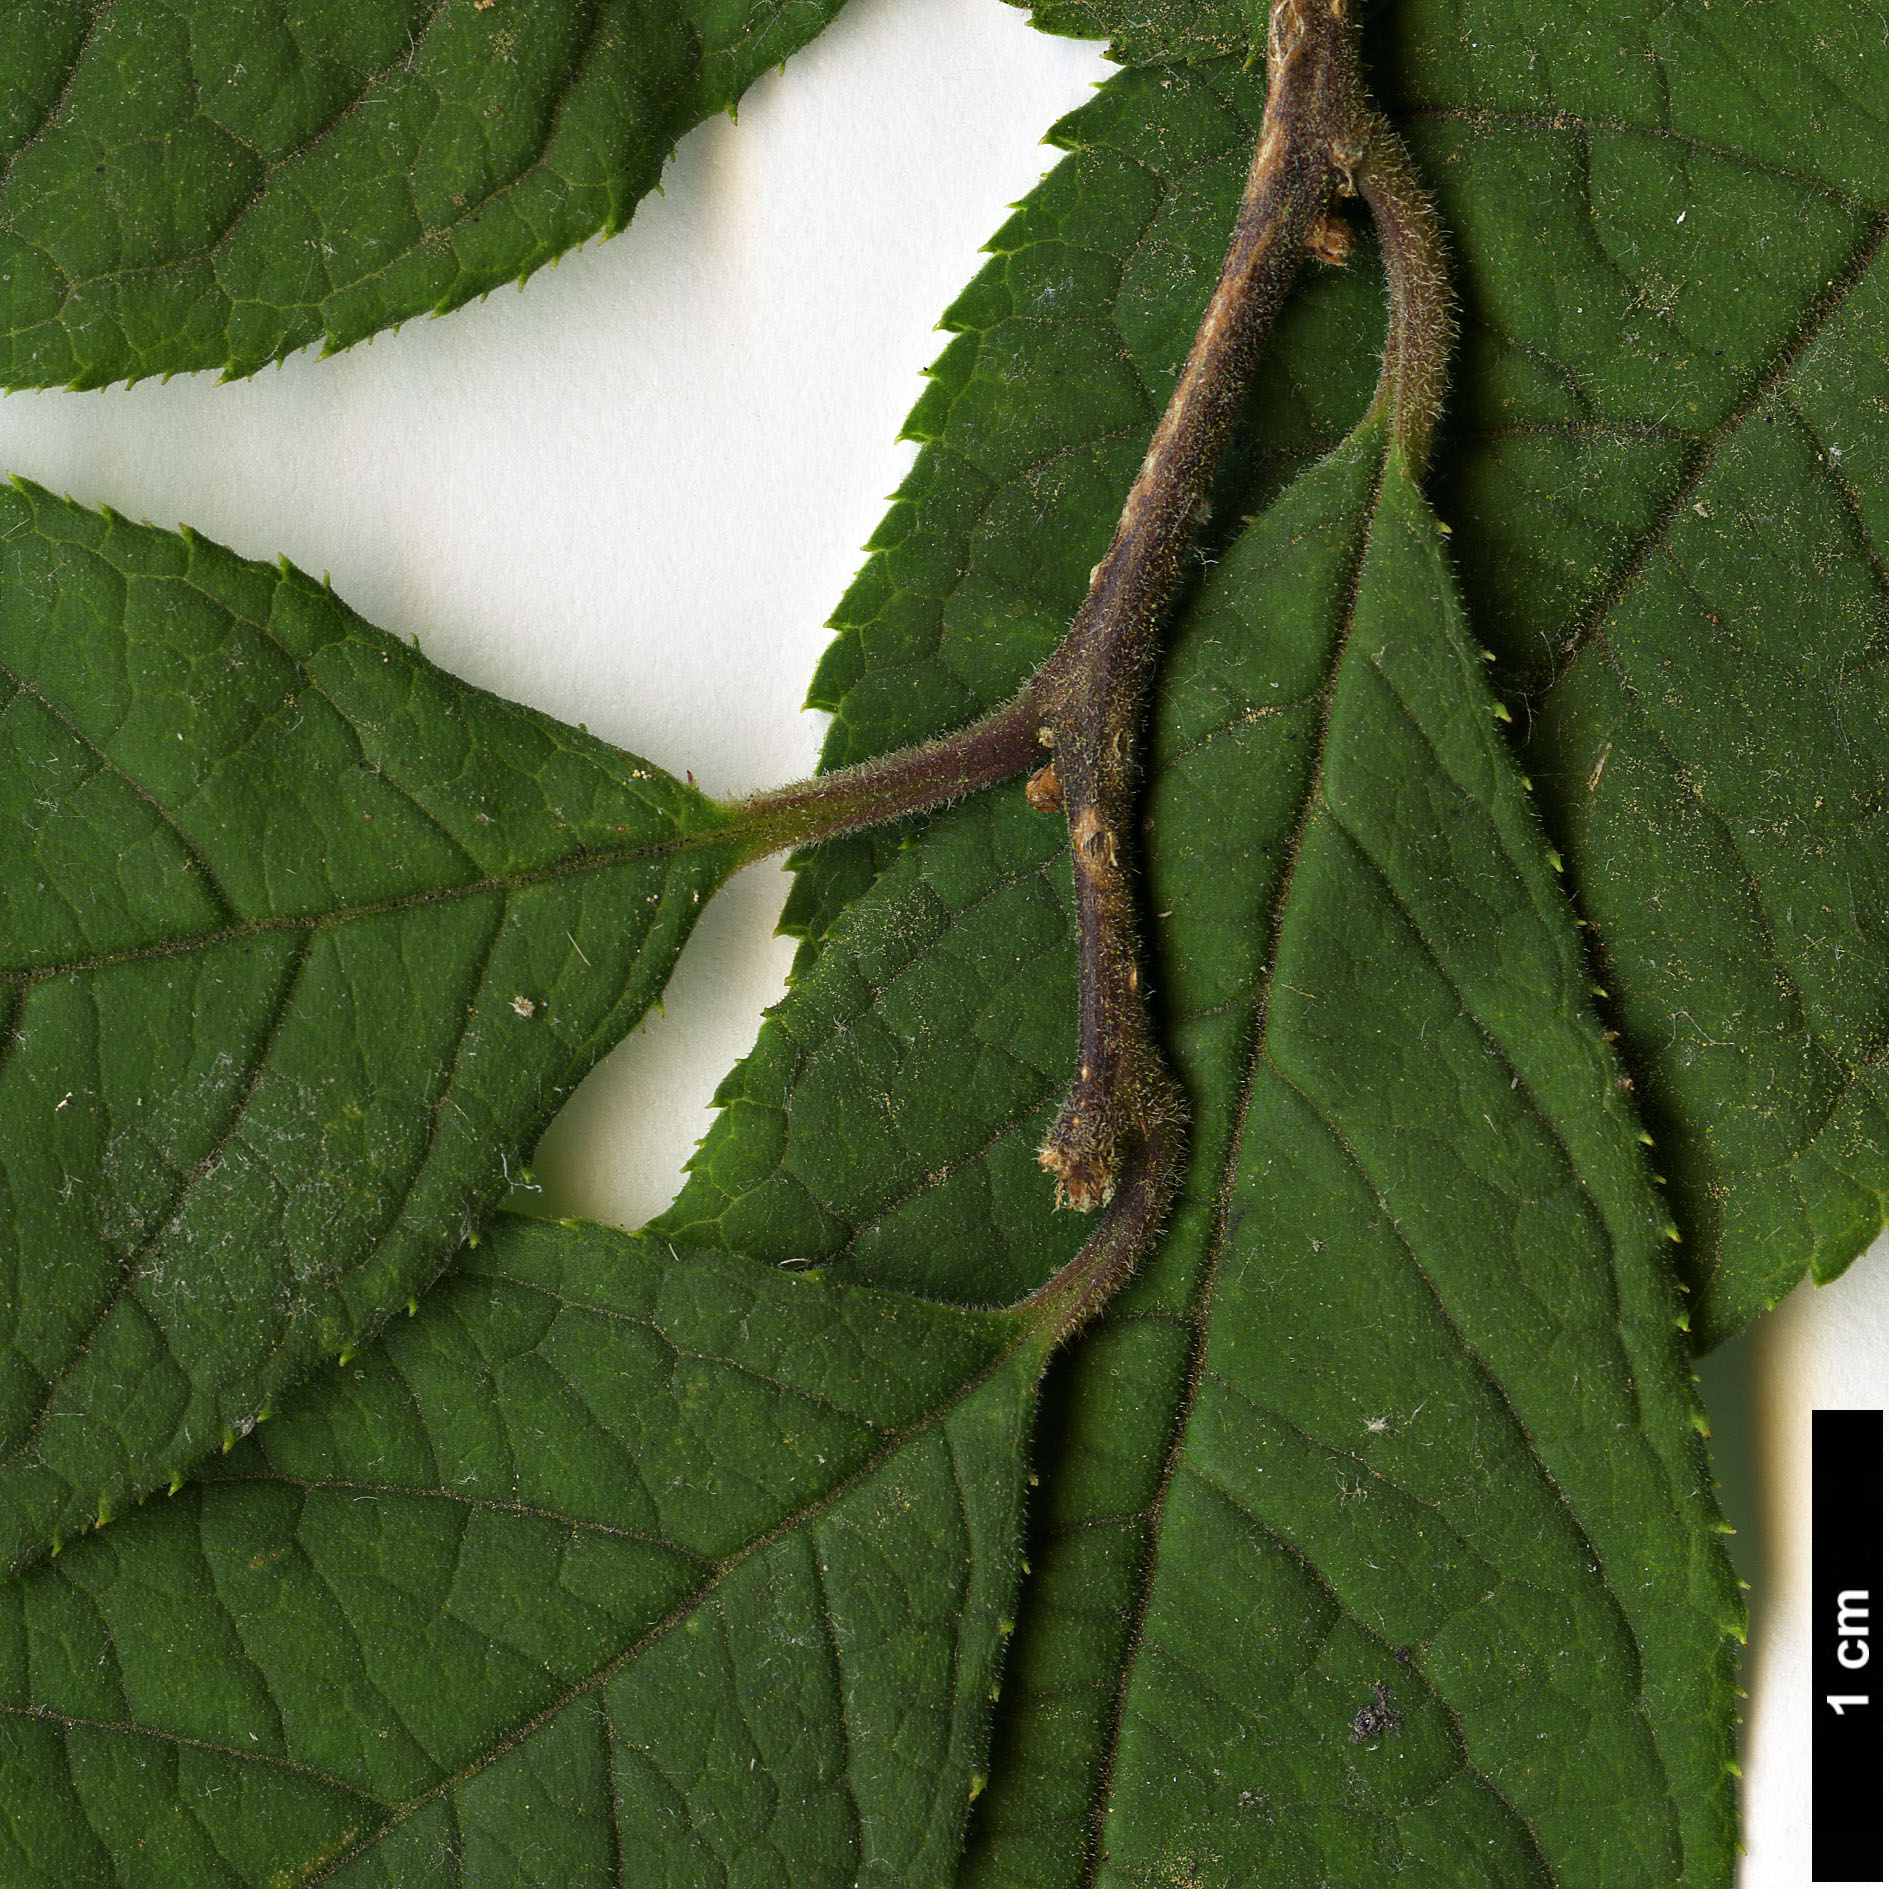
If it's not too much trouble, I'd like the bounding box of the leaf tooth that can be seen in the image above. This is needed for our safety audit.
[1492,700,1513,722]
[167,1475,184,1496]
[48,1536,60,1557]
[1546,848,1564,872]
[337,1349,355,1367]
[220,1429,235,1454]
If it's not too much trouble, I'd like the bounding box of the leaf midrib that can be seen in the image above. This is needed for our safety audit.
[0,828,733,986]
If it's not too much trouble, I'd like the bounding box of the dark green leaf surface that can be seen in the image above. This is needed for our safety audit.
[0,484,741,1572]
[0,1215,1042,1885]
[1375,0,1889,1343]
[1069,429,1736,1889]
[662,58,1742,1881]
[0,0,850,388]
[1001,0,1251,68]
[669,227,1736,1889]
[807,11,1889,1344]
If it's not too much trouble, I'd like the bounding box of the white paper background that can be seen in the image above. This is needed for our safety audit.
[1,0,1880,1877]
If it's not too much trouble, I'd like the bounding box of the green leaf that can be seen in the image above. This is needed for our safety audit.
[0,16,1763,1881]
[1001,0,1253,68]
[1375,0,1889,1345]
[0,482,743,1572]
[676,392,1741,1881]
[0,0,852,389]
[655,47,1745,1875]
[800,11,1889,1347]
[0,1213,1043,1884]
[0,400,1742,1876]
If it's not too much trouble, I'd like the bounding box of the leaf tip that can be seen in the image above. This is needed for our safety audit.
[338,1348,356,1367]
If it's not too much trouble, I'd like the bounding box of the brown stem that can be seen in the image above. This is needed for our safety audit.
[1029,0,1381,1214]
[706,0,1451,1329]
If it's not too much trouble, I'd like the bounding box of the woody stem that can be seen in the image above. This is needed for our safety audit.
[722,0,1451,1334]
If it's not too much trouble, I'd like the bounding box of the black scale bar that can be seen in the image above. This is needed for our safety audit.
[1814,1408,1884,1883]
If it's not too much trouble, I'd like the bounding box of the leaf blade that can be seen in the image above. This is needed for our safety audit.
[1072,437,1737,1886]
[0,1216,1041,1886]
[667,60,1741,1881]
[793,14,1889,1343]
[0,485,741,1570]
[0,0,854,389]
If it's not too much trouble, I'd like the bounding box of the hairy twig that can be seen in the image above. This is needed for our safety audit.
[720,0,1453,1332]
